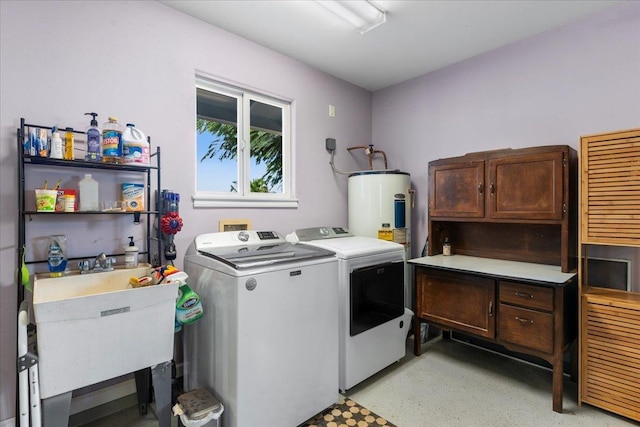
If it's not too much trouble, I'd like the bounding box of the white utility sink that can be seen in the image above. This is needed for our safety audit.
[33,264,178,399]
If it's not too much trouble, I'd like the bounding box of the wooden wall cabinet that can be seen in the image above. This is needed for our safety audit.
[579,128,640,422]
[412,261,577,413]
[428,145,577,272]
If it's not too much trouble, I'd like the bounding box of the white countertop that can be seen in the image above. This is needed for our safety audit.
[409,255,576,285]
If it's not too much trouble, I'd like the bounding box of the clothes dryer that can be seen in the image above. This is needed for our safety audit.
[287,226,413,391]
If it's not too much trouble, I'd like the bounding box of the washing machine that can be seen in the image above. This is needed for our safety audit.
[287,226,414,391]
[183,230,339,427]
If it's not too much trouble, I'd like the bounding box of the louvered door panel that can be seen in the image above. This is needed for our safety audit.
[581,129,640,245]
[582,295,640,422]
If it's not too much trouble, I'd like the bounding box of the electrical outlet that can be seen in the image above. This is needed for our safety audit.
[329,104,336,118]
[326,138,336,152]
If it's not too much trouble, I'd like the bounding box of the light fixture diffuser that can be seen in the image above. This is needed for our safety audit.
[314,0,386,35]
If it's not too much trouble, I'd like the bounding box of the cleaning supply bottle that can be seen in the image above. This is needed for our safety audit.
[85,112,102,162]
[47,235,67,277]
[122,123,149,166]
[124,236,139,268]
[175,283,204,325]
[443,237,452,256]
[64,127,75,160]
[78,174,99,211]
[102,116,123,164]
[49,128,64,159]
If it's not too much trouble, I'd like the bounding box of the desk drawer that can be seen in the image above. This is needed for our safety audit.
[499,304,553,354]
[500,281,553,311]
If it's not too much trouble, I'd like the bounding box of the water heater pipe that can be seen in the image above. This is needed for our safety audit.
[347,144,388,170]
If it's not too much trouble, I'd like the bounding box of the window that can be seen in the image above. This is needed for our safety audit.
[193,76,296,207]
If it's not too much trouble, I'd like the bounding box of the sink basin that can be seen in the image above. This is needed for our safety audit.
[33,264,178,399]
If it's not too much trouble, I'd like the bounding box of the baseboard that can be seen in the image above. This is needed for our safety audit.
[0,418,15,427]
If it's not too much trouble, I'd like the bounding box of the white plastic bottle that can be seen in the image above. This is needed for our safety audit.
[124,236,139,268]
[78,174,99,211]
[122,123,149,166]
[49,130,64,159]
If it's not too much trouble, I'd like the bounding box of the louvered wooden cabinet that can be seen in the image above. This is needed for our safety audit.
[579,127,640,422]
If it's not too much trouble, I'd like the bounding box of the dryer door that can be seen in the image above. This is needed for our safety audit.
[350,261,404,336]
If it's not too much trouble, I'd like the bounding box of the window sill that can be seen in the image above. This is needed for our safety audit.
[192,195,298,209]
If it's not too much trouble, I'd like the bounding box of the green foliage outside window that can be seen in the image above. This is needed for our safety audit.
[197,119,282,193]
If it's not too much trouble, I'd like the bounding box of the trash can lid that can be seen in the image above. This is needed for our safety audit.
[178,388,222,420]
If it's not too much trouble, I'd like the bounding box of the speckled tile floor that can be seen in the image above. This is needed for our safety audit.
[76,336,636,427]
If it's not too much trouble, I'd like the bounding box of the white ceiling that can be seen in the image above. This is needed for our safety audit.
[159,0,624,91]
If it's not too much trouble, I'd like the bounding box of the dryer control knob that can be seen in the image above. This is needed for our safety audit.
[319,227,329,236]
[238,231,250,242]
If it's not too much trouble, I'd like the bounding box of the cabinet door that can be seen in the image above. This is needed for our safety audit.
[416,268,495,338]
[429,161,484,218]
[581,128,640,246]
[487,150,564,220]
[581,295,640,422]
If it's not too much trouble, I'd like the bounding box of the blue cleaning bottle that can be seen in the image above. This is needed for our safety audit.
[47,235,67,277]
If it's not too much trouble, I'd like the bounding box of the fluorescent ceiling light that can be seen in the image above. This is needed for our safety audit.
[315,0,386,35]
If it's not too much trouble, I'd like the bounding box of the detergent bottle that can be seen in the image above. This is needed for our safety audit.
[102,116,123,164]
[122,123,149,166]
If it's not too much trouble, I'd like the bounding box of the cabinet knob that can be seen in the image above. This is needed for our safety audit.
[490,183,495,194]
[478,183,483,194]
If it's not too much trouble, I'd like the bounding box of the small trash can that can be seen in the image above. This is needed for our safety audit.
[174,388,223,427]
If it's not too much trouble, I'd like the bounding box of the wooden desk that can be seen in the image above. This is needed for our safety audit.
[411,255,577,413]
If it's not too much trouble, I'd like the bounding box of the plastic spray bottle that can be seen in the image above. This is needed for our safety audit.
[175,282,204,325]
[85,112,102,162]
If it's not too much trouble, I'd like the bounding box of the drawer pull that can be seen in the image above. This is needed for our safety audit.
[515,316,533,325]
[515,291,533,299]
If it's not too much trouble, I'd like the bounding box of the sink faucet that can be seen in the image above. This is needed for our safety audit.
[95,253,108,270]
[79,254,115,274]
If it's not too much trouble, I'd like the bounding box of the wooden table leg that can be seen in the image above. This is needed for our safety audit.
[413,316,422,356]
[552,358,563,413]
[552,287,565,413]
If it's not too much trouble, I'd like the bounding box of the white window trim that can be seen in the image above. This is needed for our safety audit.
[193,76,297,208]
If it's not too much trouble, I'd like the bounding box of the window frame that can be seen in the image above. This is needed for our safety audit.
[193,76,297,208]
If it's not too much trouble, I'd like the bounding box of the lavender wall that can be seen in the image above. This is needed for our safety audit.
[372,2,640,262]
[1,0,639,424]
[0,1,371,422]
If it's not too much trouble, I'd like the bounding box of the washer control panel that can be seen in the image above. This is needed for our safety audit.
[288,226,352,242]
